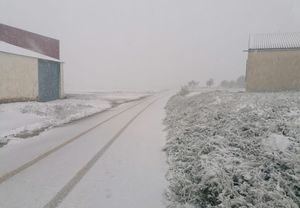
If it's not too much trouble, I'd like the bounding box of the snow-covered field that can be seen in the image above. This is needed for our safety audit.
[164,89,300,208]
[0,92,150,146]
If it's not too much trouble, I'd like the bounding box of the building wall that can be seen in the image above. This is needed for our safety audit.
[246,50,300,92]
[60,64,65,98]
[0,52,38,102]
[38,59,61,102]
[0,23,60,59]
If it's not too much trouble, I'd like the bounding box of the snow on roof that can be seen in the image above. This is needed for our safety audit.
[0,41,62,62]
[249,32,300,50]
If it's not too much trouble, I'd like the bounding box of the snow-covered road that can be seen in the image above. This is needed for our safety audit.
[0,93,170,208]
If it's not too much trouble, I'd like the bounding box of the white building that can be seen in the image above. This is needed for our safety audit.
[0,41,64,102]
[246,33,300,92]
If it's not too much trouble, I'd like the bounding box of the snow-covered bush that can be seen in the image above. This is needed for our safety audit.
[164,90,300,208]
[178,86,190,96]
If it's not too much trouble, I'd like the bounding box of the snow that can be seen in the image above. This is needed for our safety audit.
[59,94,170,208]
[186,88,245,97]
[249,33,300,50]
[164,89,300,208]
[263,134,293,152]
[0,92,150,146]
[0,93,168,208]
[0,41,62,62]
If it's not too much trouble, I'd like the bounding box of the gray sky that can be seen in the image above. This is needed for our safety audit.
[1,0,300,91]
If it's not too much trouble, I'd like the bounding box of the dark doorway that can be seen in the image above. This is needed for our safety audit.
[38,59,60,102]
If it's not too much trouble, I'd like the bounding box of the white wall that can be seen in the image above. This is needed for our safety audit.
[0,52,38,102]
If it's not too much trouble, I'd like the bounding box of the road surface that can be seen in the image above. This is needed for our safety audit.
[0,93,170,208]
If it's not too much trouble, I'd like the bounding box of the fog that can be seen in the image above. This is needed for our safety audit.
[1,0,300,91]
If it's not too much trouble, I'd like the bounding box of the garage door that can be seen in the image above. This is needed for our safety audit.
[38,59,60,102]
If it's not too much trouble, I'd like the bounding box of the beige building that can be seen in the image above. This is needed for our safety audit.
[246,33,300,92]
[0,41,64,103]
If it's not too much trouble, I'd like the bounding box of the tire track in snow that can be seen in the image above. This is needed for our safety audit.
[42,97,162,208]
[0,96,152,185]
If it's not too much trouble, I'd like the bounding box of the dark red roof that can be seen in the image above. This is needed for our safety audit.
[0,23,59,59]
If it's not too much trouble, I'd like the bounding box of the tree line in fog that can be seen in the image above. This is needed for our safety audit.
[219,75,245,88]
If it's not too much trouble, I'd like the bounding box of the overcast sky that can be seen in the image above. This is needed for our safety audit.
[1,0,300,91]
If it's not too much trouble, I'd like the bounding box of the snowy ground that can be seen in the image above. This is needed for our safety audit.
[0,92,168,208]
[164,89,300,208]
[0,92,150,146]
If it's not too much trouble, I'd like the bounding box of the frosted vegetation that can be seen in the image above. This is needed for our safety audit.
[164,90,300,208]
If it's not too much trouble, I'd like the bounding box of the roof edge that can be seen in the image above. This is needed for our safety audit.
[244,47,300,52]
[0,50,64,63]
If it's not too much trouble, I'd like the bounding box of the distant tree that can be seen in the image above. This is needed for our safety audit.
[206,78,214,87]
[187,80,200,89]
[220,75,245,89]
[220,80,230,88]
[228,80,236,88]
[178,85,189,96]
[236,75,245,88]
